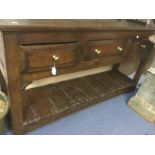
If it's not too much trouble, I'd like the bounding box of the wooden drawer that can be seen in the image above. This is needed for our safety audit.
[88,39,129,59]
[19,42,82,73]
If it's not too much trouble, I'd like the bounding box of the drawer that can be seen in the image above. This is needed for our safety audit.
[88,39,129,59]
[19,42,82,73]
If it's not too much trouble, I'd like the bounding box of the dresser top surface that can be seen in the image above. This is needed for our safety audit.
[0,19,154,31]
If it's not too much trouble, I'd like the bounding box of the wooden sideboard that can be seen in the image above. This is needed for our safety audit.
[0,20,154,134]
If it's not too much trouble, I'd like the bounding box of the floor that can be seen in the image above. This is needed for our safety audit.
[5,90,155,135]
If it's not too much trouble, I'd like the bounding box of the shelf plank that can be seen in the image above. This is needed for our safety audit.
[23,70,135,132]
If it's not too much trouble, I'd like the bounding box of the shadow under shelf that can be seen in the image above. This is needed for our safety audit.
[22,70,135,132]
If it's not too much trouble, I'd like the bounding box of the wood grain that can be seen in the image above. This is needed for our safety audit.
[0,19,154,31]
[3,32,24,134]
[23,70,135,132]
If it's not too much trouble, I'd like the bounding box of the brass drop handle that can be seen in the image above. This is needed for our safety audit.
[117,46,123,52]
[140,44,146,49]
[94,49,101,54]
[51,55,59,76]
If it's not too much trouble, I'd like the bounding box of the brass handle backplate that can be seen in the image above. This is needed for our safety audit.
[117,46,123,52]
[52,55,60,62]
[94,49,101,54]
[136,35,140,39]
[140,44,146,49]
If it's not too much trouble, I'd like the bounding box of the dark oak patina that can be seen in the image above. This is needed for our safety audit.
[0,19,154,134]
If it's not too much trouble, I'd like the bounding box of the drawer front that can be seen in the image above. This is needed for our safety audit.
[20,42,82,73]
[88,39,129,59]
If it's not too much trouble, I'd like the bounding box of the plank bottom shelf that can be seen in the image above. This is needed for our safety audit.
[23,70,135,132]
